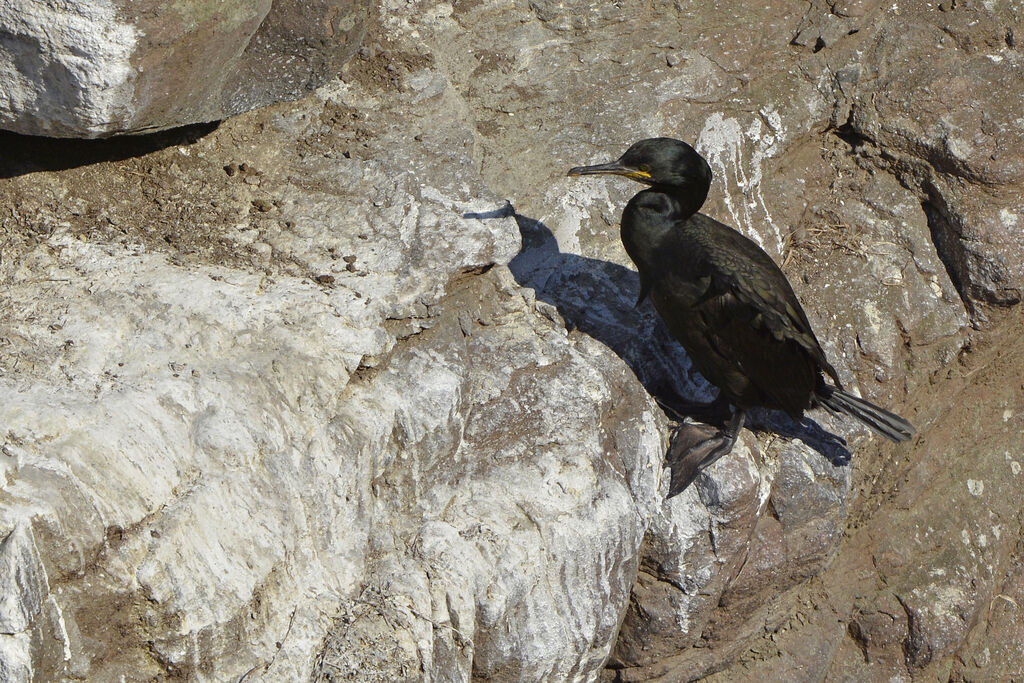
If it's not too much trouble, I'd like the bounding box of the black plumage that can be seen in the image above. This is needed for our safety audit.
[568,137,914,495]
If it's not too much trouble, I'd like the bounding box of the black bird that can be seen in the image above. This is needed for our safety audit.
[568,137,914,495]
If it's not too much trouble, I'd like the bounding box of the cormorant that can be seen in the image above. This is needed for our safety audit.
[568,137,914,496]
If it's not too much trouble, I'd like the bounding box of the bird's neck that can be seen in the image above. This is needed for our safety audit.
[620,183,711,269]
[620,189,683,269]
[651,182,708,219]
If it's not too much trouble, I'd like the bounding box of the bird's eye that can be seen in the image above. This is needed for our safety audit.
[638,164,651,172]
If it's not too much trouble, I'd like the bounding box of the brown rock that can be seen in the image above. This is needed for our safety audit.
[846,14,1024,311]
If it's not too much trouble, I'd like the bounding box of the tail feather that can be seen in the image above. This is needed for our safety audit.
[815,385,915,442]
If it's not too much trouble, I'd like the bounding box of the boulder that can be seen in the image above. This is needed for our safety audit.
[0,0,369,138]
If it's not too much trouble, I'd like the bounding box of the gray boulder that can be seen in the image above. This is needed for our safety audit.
[0,0,368,137]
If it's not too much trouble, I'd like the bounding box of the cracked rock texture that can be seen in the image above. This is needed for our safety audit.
[0,0,1022,681]
[0,0,369,137]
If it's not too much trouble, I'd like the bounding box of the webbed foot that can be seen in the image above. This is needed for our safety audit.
[665,409,746,497]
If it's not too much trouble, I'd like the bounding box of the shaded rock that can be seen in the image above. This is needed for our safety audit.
[0,1,369,138]
[611,437,765,673]
[921,181,1023,309]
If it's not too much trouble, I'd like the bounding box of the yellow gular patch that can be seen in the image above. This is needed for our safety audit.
[625,170,652,180]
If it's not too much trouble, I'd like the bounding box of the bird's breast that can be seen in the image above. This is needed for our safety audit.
[622,218,706,291]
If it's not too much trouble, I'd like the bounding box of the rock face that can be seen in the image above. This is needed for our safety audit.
[845,12,1024,311]
[0,0,1022,681]
[0,0,368,138]
[0,56,666,678]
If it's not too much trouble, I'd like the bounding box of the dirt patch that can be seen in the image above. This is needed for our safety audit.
[0,76,394,294]
[0,118,284,277]
[341,15,435,95]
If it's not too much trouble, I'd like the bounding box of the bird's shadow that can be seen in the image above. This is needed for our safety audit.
[464,202,851,471]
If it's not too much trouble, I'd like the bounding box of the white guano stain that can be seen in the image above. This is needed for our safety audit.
[696,109,785,253]
[861,300,884,336]
[47,596,73,663]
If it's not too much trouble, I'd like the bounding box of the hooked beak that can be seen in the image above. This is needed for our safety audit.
[567,161,652,182]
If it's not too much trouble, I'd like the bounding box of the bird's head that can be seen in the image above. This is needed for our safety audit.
[567,137,712,193]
